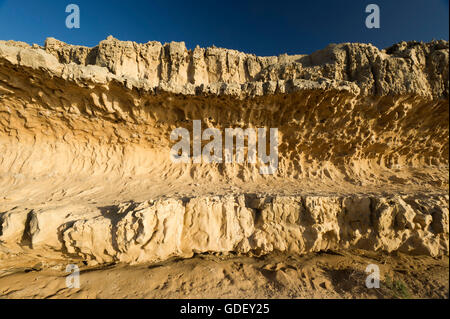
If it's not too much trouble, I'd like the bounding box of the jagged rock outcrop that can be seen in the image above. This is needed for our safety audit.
[0,37,448,266]
[0,36,446,98]
[41,36,448,98]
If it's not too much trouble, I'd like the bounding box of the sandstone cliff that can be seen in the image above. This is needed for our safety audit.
[0,37,448,266]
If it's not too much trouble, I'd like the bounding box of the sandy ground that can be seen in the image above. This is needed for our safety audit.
[0,250,447,299]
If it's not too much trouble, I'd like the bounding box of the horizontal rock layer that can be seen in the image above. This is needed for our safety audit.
[1,36,449,98]
[1,194,448,264]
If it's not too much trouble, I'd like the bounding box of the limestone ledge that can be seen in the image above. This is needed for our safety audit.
[0,37,448,99]
[0,194,448,265]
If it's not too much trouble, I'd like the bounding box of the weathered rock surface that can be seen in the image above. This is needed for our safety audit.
[1,194,448,265]
[1,36,449,98]
[0,37,448,266]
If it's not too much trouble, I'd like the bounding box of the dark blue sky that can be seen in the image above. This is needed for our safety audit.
[0,0,448,56]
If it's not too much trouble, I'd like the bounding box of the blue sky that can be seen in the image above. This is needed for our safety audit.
[0,0,448,56]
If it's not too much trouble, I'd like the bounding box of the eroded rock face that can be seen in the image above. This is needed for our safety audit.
[0,37,448,265]
[1,195,448,265]
[41,36,449,98]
